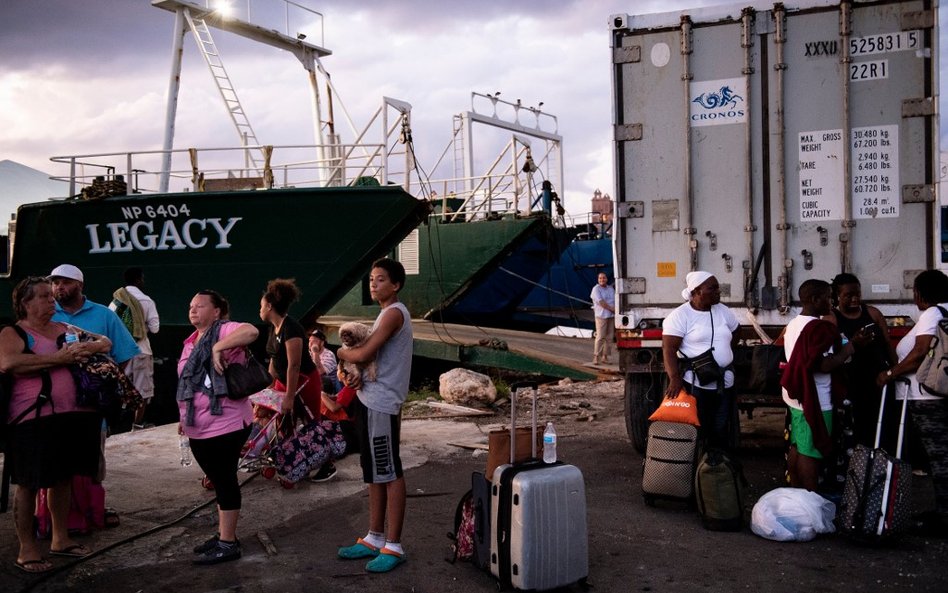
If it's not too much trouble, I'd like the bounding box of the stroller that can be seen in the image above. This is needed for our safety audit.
[236,380,314,489]
[197,380,314,491]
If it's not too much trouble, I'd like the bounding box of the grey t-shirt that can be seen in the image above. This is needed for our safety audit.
[359,302,412,415]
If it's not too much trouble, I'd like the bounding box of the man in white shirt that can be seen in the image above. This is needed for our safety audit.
[110,267,160,428]
[590,272,615,364]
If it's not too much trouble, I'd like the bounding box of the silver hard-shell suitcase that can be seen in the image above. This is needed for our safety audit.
[489,382,589,591]
[642,420,699,505]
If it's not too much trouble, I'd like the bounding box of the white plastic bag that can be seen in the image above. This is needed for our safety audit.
[750,487,836,542]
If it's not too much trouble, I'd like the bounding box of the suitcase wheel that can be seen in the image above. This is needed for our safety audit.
[643,494,655,507]
[261,467,277,480]
[279,478,295,489]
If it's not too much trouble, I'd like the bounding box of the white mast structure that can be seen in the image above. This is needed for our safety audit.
[152,0,331,193]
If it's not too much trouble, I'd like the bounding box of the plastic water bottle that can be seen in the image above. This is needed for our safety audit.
[179,435,193,467]
[543,422,557,463]
[64,328,79,345]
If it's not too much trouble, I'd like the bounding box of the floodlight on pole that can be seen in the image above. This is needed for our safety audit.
[214,0,233,18]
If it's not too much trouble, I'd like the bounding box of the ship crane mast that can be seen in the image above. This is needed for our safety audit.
[152,0,332,192]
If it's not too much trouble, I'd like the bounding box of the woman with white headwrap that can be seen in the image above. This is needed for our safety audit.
[661,271,739,447]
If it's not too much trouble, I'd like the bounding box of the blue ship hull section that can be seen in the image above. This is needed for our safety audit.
[440,228,573,323]
[513,237,613,330]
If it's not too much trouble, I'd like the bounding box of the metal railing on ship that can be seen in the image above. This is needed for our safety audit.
[49,144,550,225]
[49,143,393,198]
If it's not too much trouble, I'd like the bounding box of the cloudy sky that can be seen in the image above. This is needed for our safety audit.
[0,0,944,218]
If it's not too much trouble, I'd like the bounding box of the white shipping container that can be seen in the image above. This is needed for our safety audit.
[609,0,939,451]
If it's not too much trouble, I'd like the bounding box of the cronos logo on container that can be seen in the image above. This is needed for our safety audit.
[689,77,748,127]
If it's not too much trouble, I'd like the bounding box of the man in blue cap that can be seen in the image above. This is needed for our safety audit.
[47,263,141,528]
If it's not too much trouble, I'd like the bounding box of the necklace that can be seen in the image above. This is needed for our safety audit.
[273,316,286,341]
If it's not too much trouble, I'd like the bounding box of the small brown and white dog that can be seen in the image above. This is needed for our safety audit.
[338,322,377,382]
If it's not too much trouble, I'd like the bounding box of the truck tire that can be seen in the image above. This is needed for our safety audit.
[624,372,665,453]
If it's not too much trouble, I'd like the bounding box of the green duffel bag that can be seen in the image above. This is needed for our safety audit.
[695,448,745,531]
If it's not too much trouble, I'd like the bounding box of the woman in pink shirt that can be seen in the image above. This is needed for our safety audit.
[1,276,111,573]
[176,289,258,565]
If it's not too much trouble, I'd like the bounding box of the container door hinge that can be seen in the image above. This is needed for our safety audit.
[903,97,934,118]
[902,10,934,31]
[617,277,647,295]
[613,45,641,64]
[618,201,644,218]
[615,124,643,142]
[903,184,934,203]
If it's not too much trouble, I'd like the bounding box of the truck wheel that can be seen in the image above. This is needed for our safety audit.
[624,373,665,454]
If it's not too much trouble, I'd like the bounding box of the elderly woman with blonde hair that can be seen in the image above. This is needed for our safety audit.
[661,271,739,448]
[1,276,112,572]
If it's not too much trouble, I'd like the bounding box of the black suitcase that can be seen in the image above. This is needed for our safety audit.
[471,471,491,571]
[838,379,912,541]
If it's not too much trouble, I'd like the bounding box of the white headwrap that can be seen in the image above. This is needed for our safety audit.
[681,271,714,300]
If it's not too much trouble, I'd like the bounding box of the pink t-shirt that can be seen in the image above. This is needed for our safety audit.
[7,323,94,423]
[177,321,253,439]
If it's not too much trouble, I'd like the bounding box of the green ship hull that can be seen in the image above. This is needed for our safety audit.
[1,186,429,327]
[326,214,559,322]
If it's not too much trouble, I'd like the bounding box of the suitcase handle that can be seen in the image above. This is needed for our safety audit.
[508,382,538,463]
[876,376,910,457]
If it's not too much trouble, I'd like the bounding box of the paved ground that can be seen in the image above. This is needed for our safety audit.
[2,378,947,593]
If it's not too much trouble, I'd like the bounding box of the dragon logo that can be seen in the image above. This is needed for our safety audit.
[692,86,744,110]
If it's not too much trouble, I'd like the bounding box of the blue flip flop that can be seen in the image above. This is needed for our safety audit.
[365,549,406,573]
[338,538,380,559]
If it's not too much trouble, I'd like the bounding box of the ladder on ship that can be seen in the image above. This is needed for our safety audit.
[183,10,262,170]
[452,114,467,186]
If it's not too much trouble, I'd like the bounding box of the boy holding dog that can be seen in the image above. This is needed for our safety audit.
[335,258,412,573]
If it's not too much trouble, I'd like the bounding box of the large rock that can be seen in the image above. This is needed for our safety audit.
[439,368,497,407]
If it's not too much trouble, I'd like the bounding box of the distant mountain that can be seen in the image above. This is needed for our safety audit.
[0,160,67,233]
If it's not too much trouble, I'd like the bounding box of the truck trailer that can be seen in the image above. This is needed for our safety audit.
[609,0,941,452]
